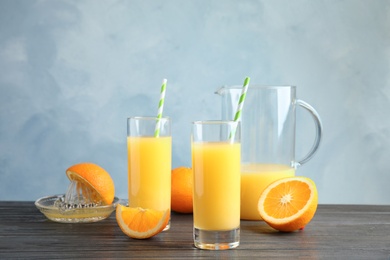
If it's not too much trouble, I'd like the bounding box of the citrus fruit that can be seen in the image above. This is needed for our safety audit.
[171,167,193,213]
[257,176,318,232]
[116,205,170,239]
[66,162,115,205]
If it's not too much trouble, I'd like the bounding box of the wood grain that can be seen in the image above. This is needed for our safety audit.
[1,202,390,259]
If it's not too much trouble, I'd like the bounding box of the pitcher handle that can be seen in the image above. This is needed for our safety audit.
[295,99,323,168]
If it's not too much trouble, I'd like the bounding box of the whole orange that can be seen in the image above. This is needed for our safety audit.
[171,167,193,213]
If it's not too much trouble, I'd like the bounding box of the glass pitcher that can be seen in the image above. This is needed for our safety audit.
[216,85,323,220]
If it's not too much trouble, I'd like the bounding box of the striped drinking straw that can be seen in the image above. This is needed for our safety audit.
[154,79,167,137]
[229,77,250,142]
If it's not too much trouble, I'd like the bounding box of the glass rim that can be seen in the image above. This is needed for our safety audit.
[218,85,296,90]
[127,116,170,121]
[192,120,239,125]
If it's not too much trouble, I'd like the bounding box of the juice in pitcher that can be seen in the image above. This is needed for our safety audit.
[240,164,295,220]
[192,142,241,231]
[127,136,171,212]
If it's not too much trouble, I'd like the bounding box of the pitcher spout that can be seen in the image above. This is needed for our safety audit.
[215,86,228,96]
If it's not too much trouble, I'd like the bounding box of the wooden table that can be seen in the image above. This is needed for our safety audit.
[1,202,390,259]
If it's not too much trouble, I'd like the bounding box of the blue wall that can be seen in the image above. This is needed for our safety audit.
[1,0,389,204]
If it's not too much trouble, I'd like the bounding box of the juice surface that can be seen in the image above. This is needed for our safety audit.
[127,136,171,211]
[240,164,295,220]
[192,142,240,230]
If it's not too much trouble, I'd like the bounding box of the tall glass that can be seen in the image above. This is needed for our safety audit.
[127,116,171,230]
[192,121,241,250]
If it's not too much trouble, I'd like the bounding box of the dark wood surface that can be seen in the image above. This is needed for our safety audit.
[1,202,390,259]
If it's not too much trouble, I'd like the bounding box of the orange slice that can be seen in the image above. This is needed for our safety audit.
[116,205,170,239]
[171,167,193,213]
[66,162,115,205]
[258,176,318,232]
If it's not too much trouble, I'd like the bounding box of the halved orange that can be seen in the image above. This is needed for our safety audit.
[116,205,170,239]
[66,162,115,205]
[258,176,318,232]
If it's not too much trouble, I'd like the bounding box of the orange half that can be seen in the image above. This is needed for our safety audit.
[66,162,115,205]
[258,176,318,232]
[116,205,170,239]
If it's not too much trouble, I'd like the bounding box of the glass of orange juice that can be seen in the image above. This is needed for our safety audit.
[192,121,241,250]
[127,116,171,230]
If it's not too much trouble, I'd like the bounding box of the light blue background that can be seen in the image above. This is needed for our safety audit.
[1,0,389,204]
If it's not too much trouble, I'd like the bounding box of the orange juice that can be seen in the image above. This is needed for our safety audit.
[192,142,240,230]
[127,136,171,211]
[240,164,295,220]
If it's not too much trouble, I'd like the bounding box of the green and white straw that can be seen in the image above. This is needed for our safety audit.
[230,77,250,141]
[154,78,167,137]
